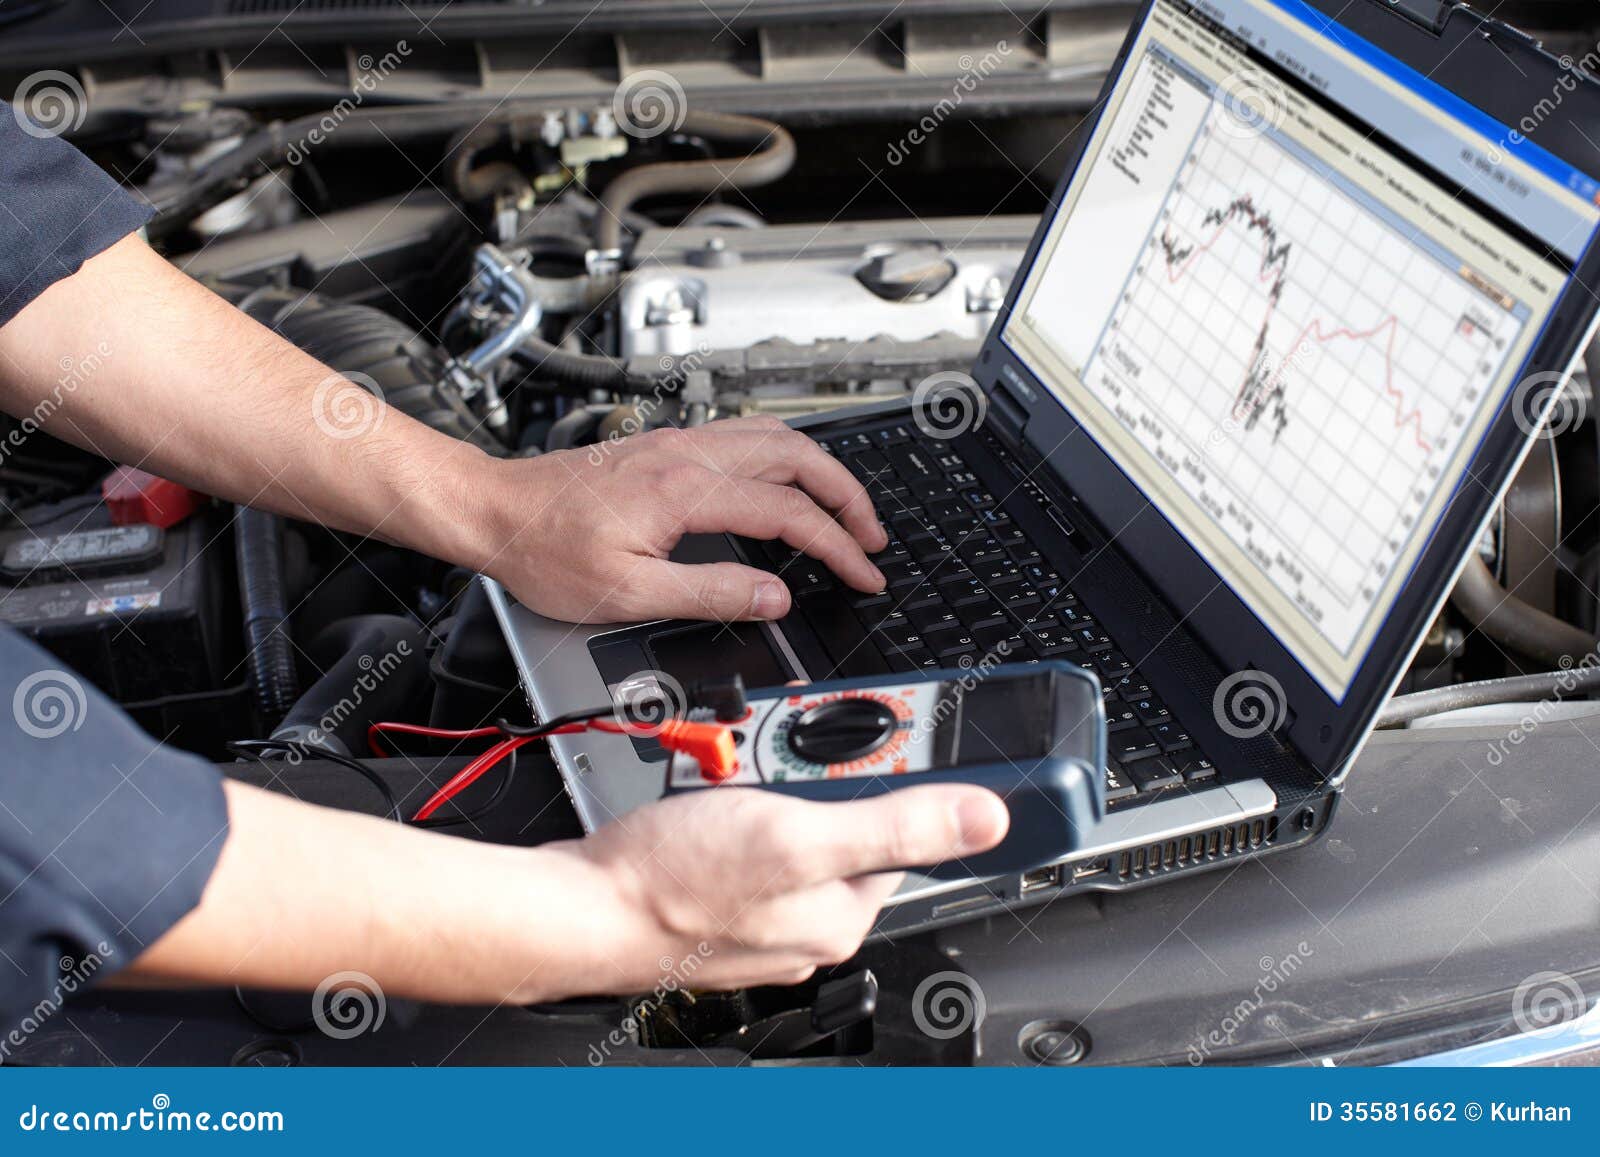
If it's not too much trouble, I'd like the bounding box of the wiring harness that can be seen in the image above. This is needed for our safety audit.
[233,676,749,824]
[378,710,739,822]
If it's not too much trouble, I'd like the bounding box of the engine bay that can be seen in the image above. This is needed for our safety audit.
[3,0,1600,1066]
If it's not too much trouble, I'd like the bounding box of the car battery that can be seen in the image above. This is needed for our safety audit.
[0,513,227,702]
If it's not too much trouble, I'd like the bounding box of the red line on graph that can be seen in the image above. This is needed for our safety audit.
[1274,315,1430,453]
[1158,194,1433,453]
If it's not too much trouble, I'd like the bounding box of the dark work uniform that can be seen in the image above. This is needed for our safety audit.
[0,105,229,1035]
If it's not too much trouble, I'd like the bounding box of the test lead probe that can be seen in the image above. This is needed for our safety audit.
[370,686,745,822]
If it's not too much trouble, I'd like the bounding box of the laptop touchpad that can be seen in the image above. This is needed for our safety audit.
[589,620,794,761]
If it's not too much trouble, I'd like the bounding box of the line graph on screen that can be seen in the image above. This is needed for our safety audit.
[1090,98,1524,618]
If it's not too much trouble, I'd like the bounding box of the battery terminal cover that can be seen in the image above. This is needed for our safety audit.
[101,466,205,529]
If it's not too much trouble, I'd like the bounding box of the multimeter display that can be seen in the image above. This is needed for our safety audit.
[664,662,1107,880]
[667,669,1081,788]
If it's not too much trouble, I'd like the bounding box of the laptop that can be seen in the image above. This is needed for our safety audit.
[486,0,1600,935]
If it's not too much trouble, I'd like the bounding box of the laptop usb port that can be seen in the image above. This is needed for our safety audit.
[1071,860,1110,881]
[1020,865,1061,894]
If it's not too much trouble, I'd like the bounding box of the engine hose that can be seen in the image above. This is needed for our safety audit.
[270,615,430,756]
[446,119,536,204]
[225,286,506,455]
[595,110,796,254]
[1449,552,1596,666]
[235,505,299,726]
[513,335,670,396]
[545,404,614,452]
[1377,664,1600,728]
[145,101,566,241]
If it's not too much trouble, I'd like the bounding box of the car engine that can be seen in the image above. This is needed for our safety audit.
[2,2,1599,772]
[0,0,1598,1069]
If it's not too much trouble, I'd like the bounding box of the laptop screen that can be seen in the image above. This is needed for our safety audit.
[1003,0,1600,699]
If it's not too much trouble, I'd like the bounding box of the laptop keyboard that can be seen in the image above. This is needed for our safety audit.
[744,419,1217,807]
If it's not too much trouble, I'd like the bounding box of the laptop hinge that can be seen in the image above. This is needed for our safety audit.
[986,379,1029,447]
[1381,0,1449,35]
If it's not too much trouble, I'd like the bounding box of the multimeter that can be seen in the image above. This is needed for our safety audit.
[664,660,1107,880]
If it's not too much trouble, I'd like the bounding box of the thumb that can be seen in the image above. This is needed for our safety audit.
[633,559,791,622]
[796,785,1010,884]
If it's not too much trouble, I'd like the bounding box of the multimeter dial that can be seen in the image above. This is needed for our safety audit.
[664,683,944,788]
[786,698,899,762]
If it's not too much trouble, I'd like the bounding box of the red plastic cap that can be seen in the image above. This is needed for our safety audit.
[657,720,739,782]
[101,467,203,528]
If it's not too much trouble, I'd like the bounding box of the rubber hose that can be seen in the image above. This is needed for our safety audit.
[227,286,505,454]
[1449,552,1596,666]
[235,505,299,726]
[514,335,669,396]
[145,101,561,240]
[446,119,535,203]
[545,404,613,452]
[1377,663,1600,728]
[270,614,430,756]
[596,111,796,253]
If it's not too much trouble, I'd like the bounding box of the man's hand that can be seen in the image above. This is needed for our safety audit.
[558,783,1010,991]
[470,417,888,624]
[128,779,1009,1002]
[0,239,886,628]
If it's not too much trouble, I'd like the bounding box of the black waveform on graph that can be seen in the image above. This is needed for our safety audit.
[1156,193,1429,452]
[1159,194,1295,440]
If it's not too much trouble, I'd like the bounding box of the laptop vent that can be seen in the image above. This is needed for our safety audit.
[1115,816,1278,881]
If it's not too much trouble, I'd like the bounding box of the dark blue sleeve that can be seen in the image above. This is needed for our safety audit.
[0,627,228,1040]
[0,103,154,327]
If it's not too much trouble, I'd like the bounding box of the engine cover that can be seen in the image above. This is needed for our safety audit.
[617,216,1034,361]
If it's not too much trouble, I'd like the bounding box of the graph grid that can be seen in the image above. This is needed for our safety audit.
[1093,99,1524,638]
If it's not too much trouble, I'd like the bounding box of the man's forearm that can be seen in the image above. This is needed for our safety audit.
[124,781,626,1004]
[0,233,503,574]
[0,227,890,626]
